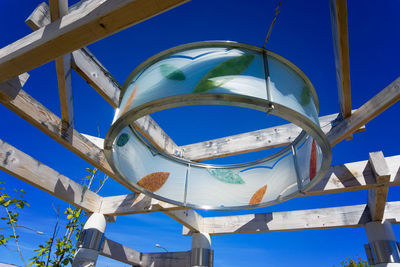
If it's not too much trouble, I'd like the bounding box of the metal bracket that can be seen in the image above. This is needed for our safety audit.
[77,228,104,251]
[191,248,213,267]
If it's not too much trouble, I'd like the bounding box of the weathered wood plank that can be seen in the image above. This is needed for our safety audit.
[367,151,391,221]
[181,112,365,161]
[327,77,400,146]
[0,139,101,212]
[26,2,180,154]
[307,155,400,196]
[0,73,29,101]
[159,207,203,232]
[50,0,74,127]
[99,194,185,216]
[194,201,400,236]
[140,251,190,267]
[134,117,181,156]
[329,0,352,117]
[100,237,141,266]
[0,89,135,190]
[0,0,189,83]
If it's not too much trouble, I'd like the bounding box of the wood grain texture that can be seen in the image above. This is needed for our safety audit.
[367,151,391,221]
[162,209,203,232]
[327,77,400,146]
[0,73,29,101]
[329,0,352,117]
[100,237,141,266]
[0,0,189,83]
[140,251,190,267]
[99,194,184,216]
[181,112,365,161]
[0,139,101,212]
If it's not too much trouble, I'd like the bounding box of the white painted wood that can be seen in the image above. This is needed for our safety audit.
[81,134,104,149]
[193,201,400,235]
[0,0,189,83]
[327,77,400,146]
[181,112,365,161]
[0,139,101,212]
[0,73,29,101]
[140,251,190,267]
[329,0,352,118]
[162,209,203,232]
[368,151,391,221]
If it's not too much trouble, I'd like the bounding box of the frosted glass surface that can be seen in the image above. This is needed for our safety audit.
[105,42,331,209]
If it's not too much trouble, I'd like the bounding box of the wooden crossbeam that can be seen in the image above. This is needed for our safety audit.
[0,139,101,212]
[26,2,180,155]
[99,194,185,216]
[329,0,352,117]
[180,112,365,161]
[327,77,400,146]
[50,0,74,127]
[157,204,204,232]
[185,201,400,236]
[100,237,141,266]
[0,73,29,102]
[140,251,190,267]
[0,0,189,83]
[367,151,391,221]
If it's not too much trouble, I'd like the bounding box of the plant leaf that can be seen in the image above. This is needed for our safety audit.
[207,169,245,184]
[193,54,255,93]
[249,185,267,205]
[137,172,169,192]
[160,64,185,81]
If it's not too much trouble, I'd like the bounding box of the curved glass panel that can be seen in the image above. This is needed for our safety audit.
[105,41,332,210]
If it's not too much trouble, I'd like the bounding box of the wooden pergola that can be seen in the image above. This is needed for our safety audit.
[0,0,399,266]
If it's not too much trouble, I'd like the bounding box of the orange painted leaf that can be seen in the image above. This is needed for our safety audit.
[309,139,317,181]
[120,86,137,116]
[137,172,169,192]
[249,185,267,205]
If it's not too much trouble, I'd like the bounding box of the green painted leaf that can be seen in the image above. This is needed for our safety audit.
[160,64,186,81]
[194,54,255,93]
[301,86,312,106]
[116,133,130,147]
[207,169,245,184]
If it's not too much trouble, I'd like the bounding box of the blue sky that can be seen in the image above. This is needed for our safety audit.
[0,0,400,266]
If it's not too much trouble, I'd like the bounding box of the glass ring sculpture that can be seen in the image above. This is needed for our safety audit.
[104,41,332,210]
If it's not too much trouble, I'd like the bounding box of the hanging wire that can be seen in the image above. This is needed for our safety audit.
[262,0,283,49]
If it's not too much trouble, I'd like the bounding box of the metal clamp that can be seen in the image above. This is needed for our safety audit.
[191,248,213,267]
[77,228,104,251]
[364,240,400,265]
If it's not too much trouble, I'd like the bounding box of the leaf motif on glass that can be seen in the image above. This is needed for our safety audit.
[137,172,170,192]
[249,185,267,205]
[193,54,255,93]
[301,86,312,106]
[207,169,245,184]
[160,64,186,81]
[116,133,130,147]
[309,139,317,180]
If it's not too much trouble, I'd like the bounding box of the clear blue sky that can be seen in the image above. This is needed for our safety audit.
[1,0,400,266]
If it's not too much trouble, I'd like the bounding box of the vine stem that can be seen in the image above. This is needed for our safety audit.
[5,207,27,267]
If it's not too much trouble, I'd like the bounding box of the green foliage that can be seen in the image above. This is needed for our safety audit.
[334,256,370,267]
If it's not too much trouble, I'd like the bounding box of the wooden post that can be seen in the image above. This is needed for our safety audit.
[364,221,400,266]
[191,232,213,267]
[73,213,107,267]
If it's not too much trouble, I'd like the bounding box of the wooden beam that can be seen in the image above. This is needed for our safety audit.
[0,0,189,83]
[367,151,391,221]
[0,139,101,212]
[100,237,141,266]
[0,73,29,102]
[307,154,400,196]
[26,2,180,154]
[49,0,74,127]
[181,112,365,161]
[99,194,185,216]
[159,206,203,232]
[140,251,190,267]
[190,201,400,236]
[327,77,400,146]
[329,0,352,117]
